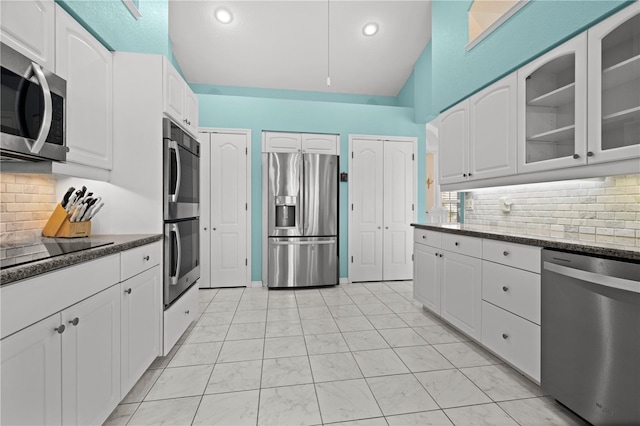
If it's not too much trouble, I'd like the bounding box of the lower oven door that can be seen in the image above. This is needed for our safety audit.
[268,236,338,288]
[164,218,200,308]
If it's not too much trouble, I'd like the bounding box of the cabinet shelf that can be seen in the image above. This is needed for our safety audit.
[602,106,640,126]
[528,125,575,143]
[602,54,640,91]
[528,82,575,107]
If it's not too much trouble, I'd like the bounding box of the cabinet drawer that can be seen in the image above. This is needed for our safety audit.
[482,301,540,382]
[482,261,540,324]
[121,241,162,282]
[483,239,541,273]
[414,228,442,247]
[441,233,482,258]
[163,283,198,355]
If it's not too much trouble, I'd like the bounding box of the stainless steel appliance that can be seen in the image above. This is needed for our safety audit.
[163,118,200,308]
[264,152,338,288]
[1,43,67,162]
[541,249,640,426]
[163,118,199,221]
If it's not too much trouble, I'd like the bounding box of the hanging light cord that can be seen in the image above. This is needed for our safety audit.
[327,0,331,86]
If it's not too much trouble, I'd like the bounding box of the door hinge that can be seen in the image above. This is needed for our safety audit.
[412,153,414,161]
[351,256,354,263]
[245,258,248,266]
[412,254,414,261]
[412,204,414,211]
[245,147,248,155]
[245,203,248,211]
[351,203,354,211]
[351,152,354,159]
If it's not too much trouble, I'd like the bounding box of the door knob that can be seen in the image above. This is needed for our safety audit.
[502,286,509,292]
[55,325,66,334]
[503,251,509,256]
[385,227,389,229]
[502,333,509,340]
[143,255,150,261]
[125,288,132,294]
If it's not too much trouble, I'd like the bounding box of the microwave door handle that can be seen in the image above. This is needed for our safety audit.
[27,62,52,154]
[169,140,182,203]
[170,224,182,285]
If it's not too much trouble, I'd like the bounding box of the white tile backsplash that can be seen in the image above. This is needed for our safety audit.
[464,175,640,247]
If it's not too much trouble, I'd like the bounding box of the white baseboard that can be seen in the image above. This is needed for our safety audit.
[339,278,350,284]
[250,281,264,288]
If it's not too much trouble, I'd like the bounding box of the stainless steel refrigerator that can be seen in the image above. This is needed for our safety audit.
[263,152,338,288]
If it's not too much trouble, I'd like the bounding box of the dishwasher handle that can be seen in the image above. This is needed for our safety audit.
[543,261,640,294]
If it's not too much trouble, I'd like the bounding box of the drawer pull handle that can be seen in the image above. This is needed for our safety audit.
[125,288,132,294]
[55,324,66,334]
[69,317,79,326]
[502,333,509,340]
[439,253,443,258]
[503,251,509,256]
[502,286,509,292]
[185,310,190,315]
[434,252,438,257]
[455,242,459,246]
[422,235,426,239]
[143,255,150,261]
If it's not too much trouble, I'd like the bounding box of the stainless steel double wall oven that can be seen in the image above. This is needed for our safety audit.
[163,118,200,308]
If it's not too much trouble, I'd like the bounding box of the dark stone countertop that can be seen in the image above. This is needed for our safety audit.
[1,234,163,286]
[411,223,640,262]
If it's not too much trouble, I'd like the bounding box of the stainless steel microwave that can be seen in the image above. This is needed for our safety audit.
[0,43,67,162]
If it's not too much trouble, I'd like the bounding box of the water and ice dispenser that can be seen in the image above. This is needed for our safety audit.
[274,196,296,228]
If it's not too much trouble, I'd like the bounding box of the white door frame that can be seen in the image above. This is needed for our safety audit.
[199,127,252,287]
[347,134,418,283]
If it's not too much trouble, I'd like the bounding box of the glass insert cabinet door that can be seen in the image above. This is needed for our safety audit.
[518,33,588,173]
[588,3,640,164]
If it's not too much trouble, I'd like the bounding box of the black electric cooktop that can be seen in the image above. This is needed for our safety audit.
[0,239,114,269]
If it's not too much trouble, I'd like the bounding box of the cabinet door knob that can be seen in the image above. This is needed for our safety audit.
[385,227,389,230]
[55,324,66,334]
[378,227,381,229]
[434,252,439,257]
[468,173,473,177]
[503,251,509,256]
[455,242,459,246]
[422,235,426,239]
[439,253,444,258]
[502,333,509,340]
[185,310,190,315]
[463,173,467,177]
[69,317,80,326]
[143,255,150,261]
[573,153,580,159]
[587,151,594,157]
[125,288,132,294]
[502,286,509,292]
[213,228,217,231]
[204,227,208,231]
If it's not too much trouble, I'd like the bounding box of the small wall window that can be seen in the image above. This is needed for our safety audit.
[467,0,530,50]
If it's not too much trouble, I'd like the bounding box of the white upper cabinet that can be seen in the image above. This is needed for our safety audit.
[302,134,339,155]
[163,58,198,136]
[518,33,588,173]
[439,100,469,185]
[55,6,113,171]
[263,132,338,154]
[0,0,55,70]
[469,73,518,179]
[587,2,640,164]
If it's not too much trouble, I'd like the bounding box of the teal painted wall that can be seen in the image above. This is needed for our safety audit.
[397,71,415,107]
[413,42,433,124]
[55,0,169,56]
[191,84,398,106]
[431,0,632,114]
[197,93,426,281]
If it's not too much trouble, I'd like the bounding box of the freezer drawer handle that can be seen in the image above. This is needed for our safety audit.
[271,240,336,246]
[543,261,640,294]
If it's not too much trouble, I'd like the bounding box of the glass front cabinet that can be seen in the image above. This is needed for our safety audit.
[518,34,588,173]
[588,2,640,164]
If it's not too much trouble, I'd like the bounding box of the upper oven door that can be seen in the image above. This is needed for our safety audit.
[164,120,200,220]
[0,42,66,162]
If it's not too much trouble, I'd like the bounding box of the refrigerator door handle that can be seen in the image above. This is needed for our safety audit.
[299,154,305,235]
[271,240,336,246]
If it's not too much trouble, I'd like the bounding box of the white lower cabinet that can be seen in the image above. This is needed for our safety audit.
[62,284,121,426]
[0,314,62,426]
[440,250,482,340]
[482,301,540,381]
[413,243,441,314]
[121,266,161,397]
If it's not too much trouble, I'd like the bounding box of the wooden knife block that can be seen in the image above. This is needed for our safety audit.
[42,204,91,238]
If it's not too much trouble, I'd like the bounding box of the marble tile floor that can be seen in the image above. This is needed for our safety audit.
[105,281,587,426]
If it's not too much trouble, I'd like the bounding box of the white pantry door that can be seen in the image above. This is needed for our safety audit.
[210,133,248,287]
[351,139,384,281]
[383,141,414,281]
[350,137,415,282]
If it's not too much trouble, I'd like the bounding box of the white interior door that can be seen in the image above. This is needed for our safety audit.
[210,133,248,287]
[350,139,384,282]
[383,141,414,281]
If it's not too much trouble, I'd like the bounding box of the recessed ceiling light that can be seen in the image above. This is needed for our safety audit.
[363,22,379,36]
[215,8,233,24]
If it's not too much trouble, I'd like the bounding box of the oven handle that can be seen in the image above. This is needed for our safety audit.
[27,62,52,154]
[169,140,182,203]
[170,223,182,285]
[543,261,640,294]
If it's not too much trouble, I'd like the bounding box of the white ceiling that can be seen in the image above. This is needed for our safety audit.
[169,1,432,97]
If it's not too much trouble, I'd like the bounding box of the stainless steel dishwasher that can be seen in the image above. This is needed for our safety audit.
[541,249,640,426]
